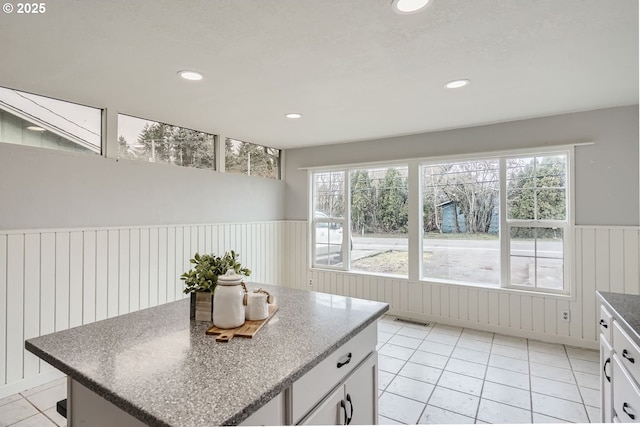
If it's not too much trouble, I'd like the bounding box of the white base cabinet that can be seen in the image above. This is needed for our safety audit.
[301,352,377,425]
[599,299,640,423]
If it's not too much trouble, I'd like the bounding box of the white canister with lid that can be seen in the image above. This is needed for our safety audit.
[245,289,273,321]
[213,269,246,329]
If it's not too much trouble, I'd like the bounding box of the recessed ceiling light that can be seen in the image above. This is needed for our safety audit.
[26,126,46,132]
[391,0,432,14]
[445,79,470,89]
[285,113,302,119]
[178,70,203,81]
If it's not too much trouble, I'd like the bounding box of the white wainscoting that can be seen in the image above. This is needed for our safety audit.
[2,221,638,396]
[0,221,284,397]
[282,222,640,349]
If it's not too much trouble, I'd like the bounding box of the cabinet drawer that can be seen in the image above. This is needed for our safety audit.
[291,322,377,423]
[613,355,640,423]
[600,305,613,343]
[613,321,640,385]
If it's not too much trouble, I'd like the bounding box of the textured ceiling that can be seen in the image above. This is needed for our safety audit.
[0,0,637,149]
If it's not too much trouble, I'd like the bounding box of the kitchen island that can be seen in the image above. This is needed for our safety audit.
[26,284,388,426]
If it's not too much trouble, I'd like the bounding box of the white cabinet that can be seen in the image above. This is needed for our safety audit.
[302,352,378,425]
[601,333,614,422]
[291,323,378,425]
[599,301,640,423]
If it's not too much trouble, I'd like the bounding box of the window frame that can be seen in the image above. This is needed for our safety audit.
[224,137,282,180]
[308,146,575,297]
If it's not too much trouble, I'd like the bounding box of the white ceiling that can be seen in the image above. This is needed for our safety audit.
[1,0,637,149]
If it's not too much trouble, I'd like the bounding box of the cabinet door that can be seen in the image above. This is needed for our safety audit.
[345,353,377,425]
[601,334,613,423]
[302,385,346,425]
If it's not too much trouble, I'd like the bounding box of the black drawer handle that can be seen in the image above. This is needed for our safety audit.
[337,352,352,368]
[340,399,348,425]
[599,319,608,328]
[623,349,635,363]
[346,393,353,425]
[603,357,611,382]
[623,402,636,420]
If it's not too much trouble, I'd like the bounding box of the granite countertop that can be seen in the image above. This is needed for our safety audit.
[26,284,388,426]
[597,291,640,345]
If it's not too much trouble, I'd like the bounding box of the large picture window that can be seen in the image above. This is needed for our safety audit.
[310,149,572,294]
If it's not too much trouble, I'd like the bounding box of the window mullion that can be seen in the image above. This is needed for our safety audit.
[343,169,351,272]
[499,157,508,288]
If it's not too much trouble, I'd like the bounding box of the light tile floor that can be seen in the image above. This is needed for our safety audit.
[0,317,601,426]
[376,315,601,424]
[0,378,66,427]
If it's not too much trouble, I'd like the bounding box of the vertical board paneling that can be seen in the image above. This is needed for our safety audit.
[175,227,183,299]
[23,234,40,377]
[4,222,640,393]
[408,283,422,313]
[458,288,468,322]
[448,287,458,320]
[107,230,119,318]
[149,228,159,307]
[624,229,640,295]
[595,229,611,292]
[83,231,96,324]
[0,235,6,385]
[69,232,83,328]
[129,229,140,312]
[431,285,440,317]
[488,293,499,325]
[544,298,557,336]
[6,235,24,383]
[468,289,478,323]
[139,229,150,310]
[158,228,167,305]
[509,294,520,329]
[532,297,544,333]
[95,231,108,321]
[55,233,70,330]
[520,295,532,331]
[167,227,176,302]
[609,229,624,293]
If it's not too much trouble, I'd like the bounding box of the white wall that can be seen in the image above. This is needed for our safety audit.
[285,105,639,226]
[0,143,286,230]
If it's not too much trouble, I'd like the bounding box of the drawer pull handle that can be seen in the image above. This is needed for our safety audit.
[337,352,352,368]
[623,403,636,420]
[623,349,635,363]
[603,357,611,383]
[340,399,348,425]
[599,319,608,328]
[346,393,353,425]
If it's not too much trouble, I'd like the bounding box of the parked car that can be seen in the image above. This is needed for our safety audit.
[314,212,352,263]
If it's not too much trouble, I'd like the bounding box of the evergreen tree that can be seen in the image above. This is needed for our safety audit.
[350,170,374,234]
[378,168,408,233]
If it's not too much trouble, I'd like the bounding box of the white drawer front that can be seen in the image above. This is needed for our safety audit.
[613,321,640,385]
[291,322,377,423]
[600,305,613,343]
[613,355,640,423]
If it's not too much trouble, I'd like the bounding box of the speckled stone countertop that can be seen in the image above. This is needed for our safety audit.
[597,291,640,345]
[26,284,388,426]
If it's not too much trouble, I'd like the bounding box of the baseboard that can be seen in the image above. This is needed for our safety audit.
[0,369,66,399]
[389,308,599,350]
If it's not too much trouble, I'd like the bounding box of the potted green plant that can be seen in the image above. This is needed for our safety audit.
[181,251,251,321]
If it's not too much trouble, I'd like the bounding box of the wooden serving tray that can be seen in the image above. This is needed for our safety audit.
[206,305,279,342]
